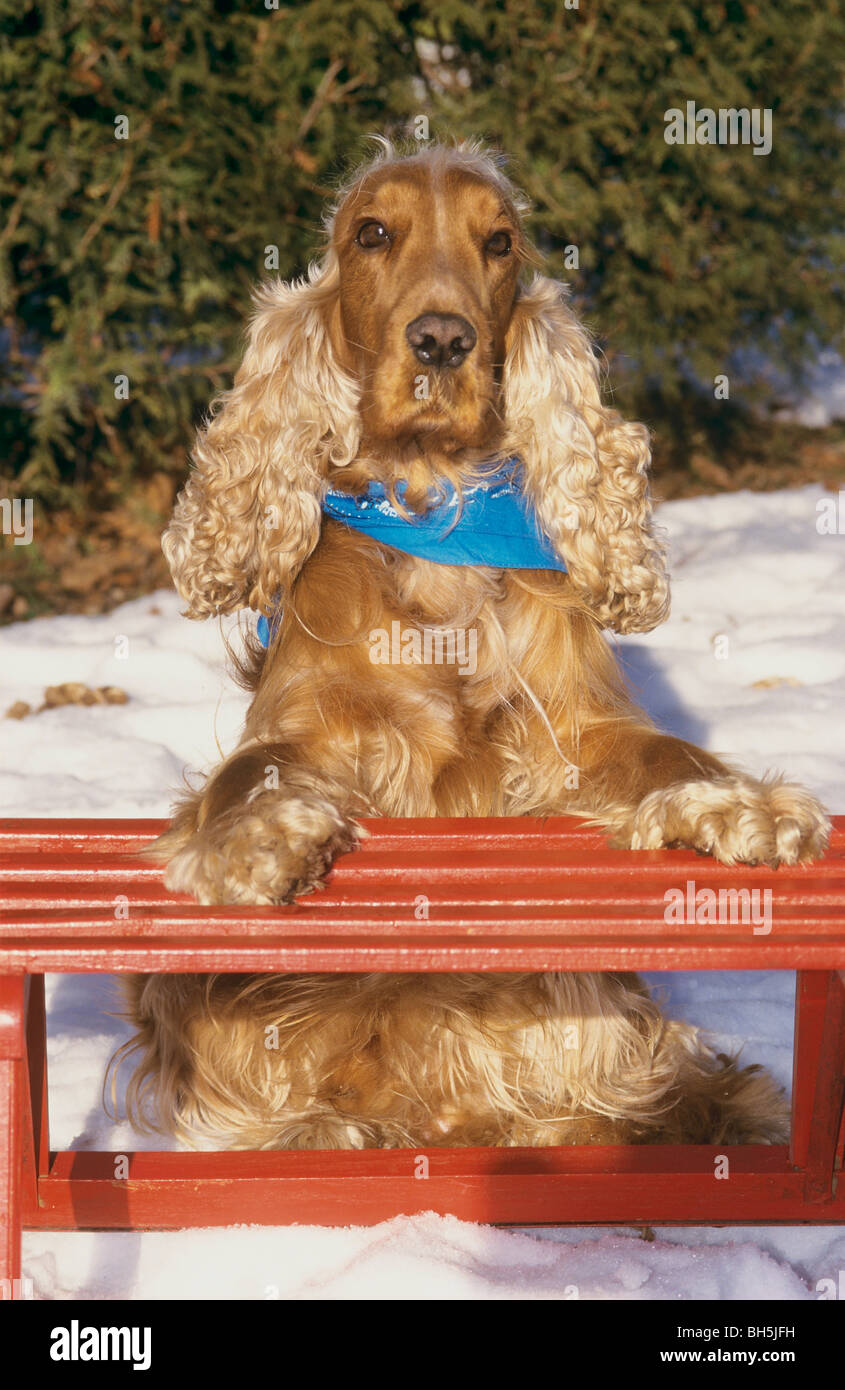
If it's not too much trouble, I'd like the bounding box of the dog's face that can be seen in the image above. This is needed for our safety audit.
[330,156,527,454]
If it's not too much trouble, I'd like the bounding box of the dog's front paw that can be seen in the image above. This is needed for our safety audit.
[629,774,829,866]
[164,791,361,904]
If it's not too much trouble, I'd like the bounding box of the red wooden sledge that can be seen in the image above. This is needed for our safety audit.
[1,815,844,1297]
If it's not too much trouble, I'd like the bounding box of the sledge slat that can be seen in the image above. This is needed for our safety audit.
[0,817,842,971]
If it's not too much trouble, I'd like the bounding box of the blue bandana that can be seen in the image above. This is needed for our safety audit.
[256,460,566,648]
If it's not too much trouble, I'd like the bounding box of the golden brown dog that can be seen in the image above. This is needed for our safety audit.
[118,141,828,1151]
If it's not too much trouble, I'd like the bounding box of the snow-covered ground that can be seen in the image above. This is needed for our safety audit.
[2,482,845,1299]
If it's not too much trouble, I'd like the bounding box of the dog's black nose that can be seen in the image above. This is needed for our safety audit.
[405,313,477,369]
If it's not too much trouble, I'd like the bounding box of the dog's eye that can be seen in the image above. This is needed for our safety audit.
[486,230,512,258]
[356,221,390,249]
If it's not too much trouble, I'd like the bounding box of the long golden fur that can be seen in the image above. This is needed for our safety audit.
[117,140,829,1150]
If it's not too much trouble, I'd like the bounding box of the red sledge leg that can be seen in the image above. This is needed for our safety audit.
[0,976,24,1298]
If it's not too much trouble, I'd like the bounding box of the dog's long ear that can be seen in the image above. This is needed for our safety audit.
[502,274,669,635]
[163,255,359,618]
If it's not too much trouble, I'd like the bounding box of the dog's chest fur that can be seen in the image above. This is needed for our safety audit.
[307,519,564,696]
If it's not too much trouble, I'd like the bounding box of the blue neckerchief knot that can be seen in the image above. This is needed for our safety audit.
[256,459,566,648]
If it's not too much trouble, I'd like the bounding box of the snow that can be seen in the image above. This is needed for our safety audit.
[3,482,845,1300]
[21,1215,845,1301]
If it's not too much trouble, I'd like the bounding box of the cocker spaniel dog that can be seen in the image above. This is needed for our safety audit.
[121,141,829,1151]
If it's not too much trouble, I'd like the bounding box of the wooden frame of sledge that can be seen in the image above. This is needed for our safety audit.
[1,816,844,1298]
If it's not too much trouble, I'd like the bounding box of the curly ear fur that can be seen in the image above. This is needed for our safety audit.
[503,274,669,635]
[163,255,360,618]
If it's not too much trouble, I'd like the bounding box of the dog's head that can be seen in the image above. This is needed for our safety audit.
[328,144,528,458]
[164,140,668,634]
